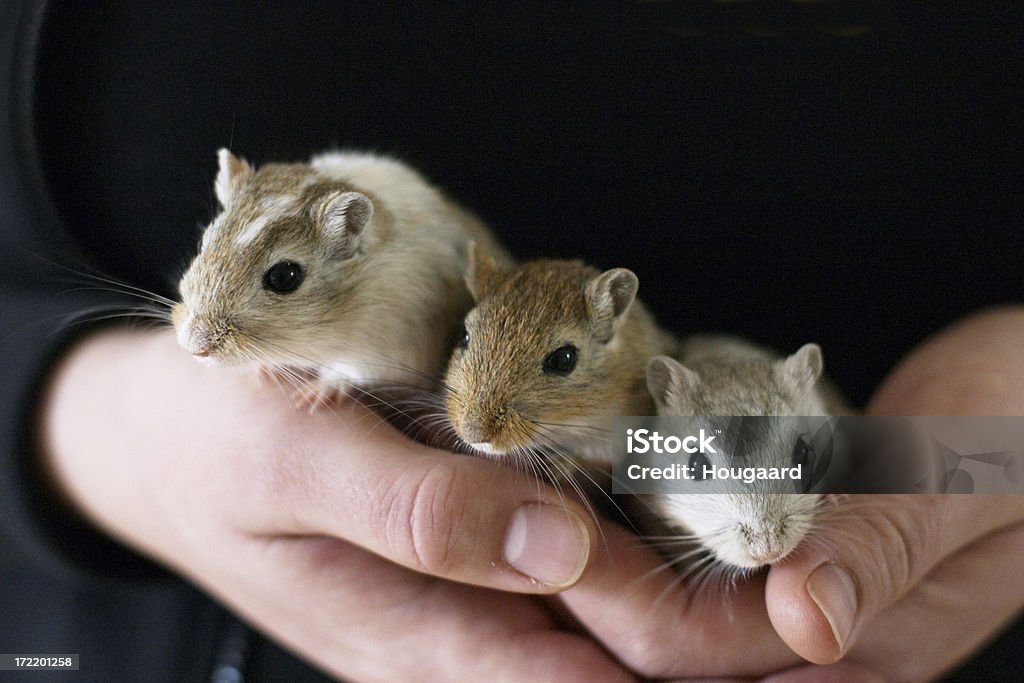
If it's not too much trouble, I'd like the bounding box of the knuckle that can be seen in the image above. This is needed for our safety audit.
[617,624,684,678]
[383,462,469,576]
[860,496,942,597]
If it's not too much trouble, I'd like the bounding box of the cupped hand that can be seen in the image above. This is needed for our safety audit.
[40,328,632,682]
[33,329,881,682]
[553,307,1024,682]
[761,307,1024,681]
[39,306,1024,682]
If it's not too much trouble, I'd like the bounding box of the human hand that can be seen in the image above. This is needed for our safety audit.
[39,307,1024,682]
[545,307,1024,682]
[39,328,635,682]
[760,307,1024,681]
[31,329,889,682]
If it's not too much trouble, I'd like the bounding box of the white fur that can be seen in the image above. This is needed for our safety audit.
[233,196,301,247]
[200,216,225,251]
[657,491,818,568]
[259,193,301,217]
[175,311,195,351]
[233,216,270,247]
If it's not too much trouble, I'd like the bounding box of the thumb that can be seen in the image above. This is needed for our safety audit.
[235,399,600,594]
[764,494,1024,664]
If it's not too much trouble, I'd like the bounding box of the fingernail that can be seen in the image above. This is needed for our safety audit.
[806,562,858,655]
[503,504,591,587]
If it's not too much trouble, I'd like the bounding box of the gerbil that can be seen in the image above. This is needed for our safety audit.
[172,149,509,400]
[641,335,851,570]
[444,247,678,465]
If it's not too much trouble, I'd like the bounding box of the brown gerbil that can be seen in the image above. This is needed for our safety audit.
[444,245,678,466]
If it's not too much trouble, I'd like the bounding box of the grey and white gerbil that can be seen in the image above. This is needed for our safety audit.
[444,246,679,466]
[172,149,509,402]
[642,335,851,570]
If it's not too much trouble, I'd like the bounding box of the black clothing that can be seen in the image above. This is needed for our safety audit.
[1,2,1022,681]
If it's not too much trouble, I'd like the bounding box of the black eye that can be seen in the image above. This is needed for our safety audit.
[792,437,811,469]
[792,435,816,492]
[262,261,305,294]
[458,327,470,349]
[689,452,711,480]
[543,344,578,376]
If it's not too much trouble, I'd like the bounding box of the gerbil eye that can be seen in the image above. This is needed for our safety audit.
[792,436,816,492]
[458,327,470,350]
[689,452,711,480]
[262,261,305,294]
[543,344,578,376]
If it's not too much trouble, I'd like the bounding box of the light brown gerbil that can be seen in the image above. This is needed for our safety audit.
[172,150,509,400]
[444,246,678,464]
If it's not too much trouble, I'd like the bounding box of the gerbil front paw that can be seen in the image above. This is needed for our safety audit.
[257,366,342,411]
[293,381,346,412]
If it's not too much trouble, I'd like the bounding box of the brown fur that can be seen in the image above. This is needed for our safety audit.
[445,255,678,462]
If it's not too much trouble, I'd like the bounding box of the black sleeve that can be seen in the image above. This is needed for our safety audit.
[0,288,171,584]
[0,0,168,584]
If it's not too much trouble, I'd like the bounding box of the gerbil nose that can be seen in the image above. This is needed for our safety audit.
[174,309,218,358]
[748,548,783,565]
[740,523,789,566]
[447,390,512,447]
[185,334,222,359]
[185,333,217,358]
[457,415,495,444]
[456,401,513,444]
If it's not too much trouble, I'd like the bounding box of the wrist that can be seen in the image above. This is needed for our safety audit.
[37,327,173,551]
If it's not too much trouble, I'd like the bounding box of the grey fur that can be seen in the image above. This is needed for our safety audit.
[643,335,852,569]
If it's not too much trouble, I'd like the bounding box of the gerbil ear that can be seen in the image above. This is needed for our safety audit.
[647,356,699,415]
[214,149,253,209]
[465,241,500,301]
[776,343,824,396]
[585,268,638,342]
[322,191,374,258]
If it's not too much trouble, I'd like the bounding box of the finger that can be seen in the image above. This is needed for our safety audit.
[764,495,1024,664]
[868,306,1024,417]
[766,306,1024,664]
[227,398,598,594]
[845,520,1024,680]
[557,517,805,679]
[198,533,635,683]
[759,662,886,683]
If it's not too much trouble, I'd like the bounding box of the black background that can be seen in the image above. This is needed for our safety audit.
[32,2,1024,407]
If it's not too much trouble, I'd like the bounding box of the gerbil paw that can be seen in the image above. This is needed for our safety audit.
[292,382,345,413]
[256,364,314,388]
[256,366,338,410]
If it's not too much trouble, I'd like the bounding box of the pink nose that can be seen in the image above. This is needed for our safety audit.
[748,551,781,566]
[188,338,215,357]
